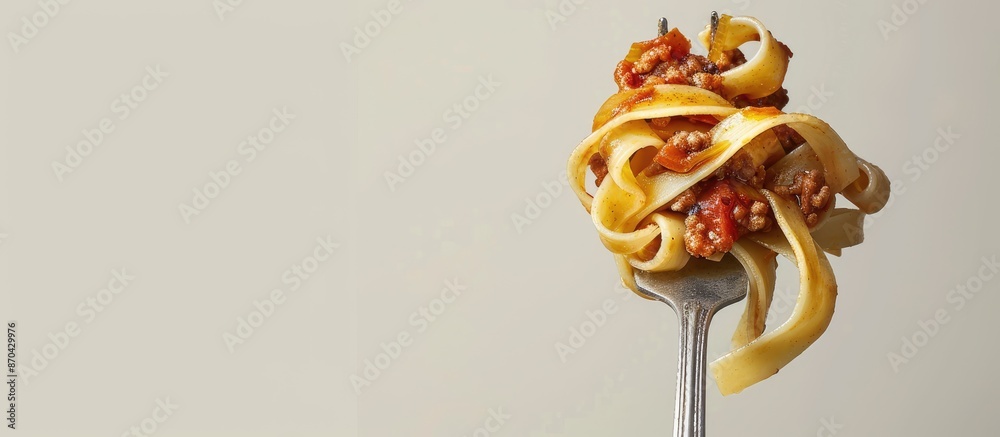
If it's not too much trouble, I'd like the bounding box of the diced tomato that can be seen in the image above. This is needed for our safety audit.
[690,179,763,253]
[652,142,694,173]
[652,138,719,173]
[692,181,740,251]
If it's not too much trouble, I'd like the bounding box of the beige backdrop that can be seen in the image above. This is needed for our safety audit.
[1,0,997,436]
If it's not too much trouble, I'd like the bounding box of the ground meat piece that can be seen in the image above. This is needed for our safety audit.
[771,124,807,151]
[616,52,724,94]
[667,130,713,153]
[749,165,767,188]
[683,179,770,258]
[713,49,747,72]
[614,61,644,90]
[713,151,752,180]
[771,169,831,227]
[668,187,699,212]
[588,153,609,187]
[731,200,771,232]
[732,87,791,110]
[678,53,720,76]
[643,130,713,175]
[651,65,688,85]
[691,72,724,92]
[712,150,766,187]
[655,54,724,94]
[634,45,673,74]
[744,200,772,232]
[684,214,720,258]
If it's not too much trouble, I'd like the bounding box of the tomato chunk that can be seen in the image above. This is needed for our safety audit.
[685,179,766,257]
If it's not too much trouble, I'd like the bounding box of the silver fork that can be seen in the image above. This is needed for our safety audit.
[634,255,749,437]
[634,15,745,437]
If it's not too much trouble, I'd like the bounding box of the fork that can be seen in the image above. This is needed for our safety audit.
[634,255,749,437]
[633,15,747,437]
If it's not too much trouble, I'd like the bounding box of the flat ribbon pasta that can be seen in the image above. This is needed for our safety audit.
[711,191,838,395]
[568,15,890,394]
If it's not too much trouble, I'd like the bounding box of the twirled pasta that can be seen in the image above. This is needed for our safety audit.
[568,15,890,394]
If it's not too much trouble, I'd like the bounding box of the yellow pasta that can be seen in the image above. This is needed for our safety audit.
[568,15,890,394]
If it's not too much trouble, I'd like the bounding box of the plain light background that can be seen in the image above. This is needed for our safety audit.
[1,0,997,436]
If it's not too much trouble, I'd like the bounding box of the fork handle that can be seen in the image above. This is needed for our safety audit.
[673,301,712,437]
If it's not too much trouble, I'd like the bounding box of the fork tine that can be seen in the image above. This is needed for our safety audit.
[710,11,719,44]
